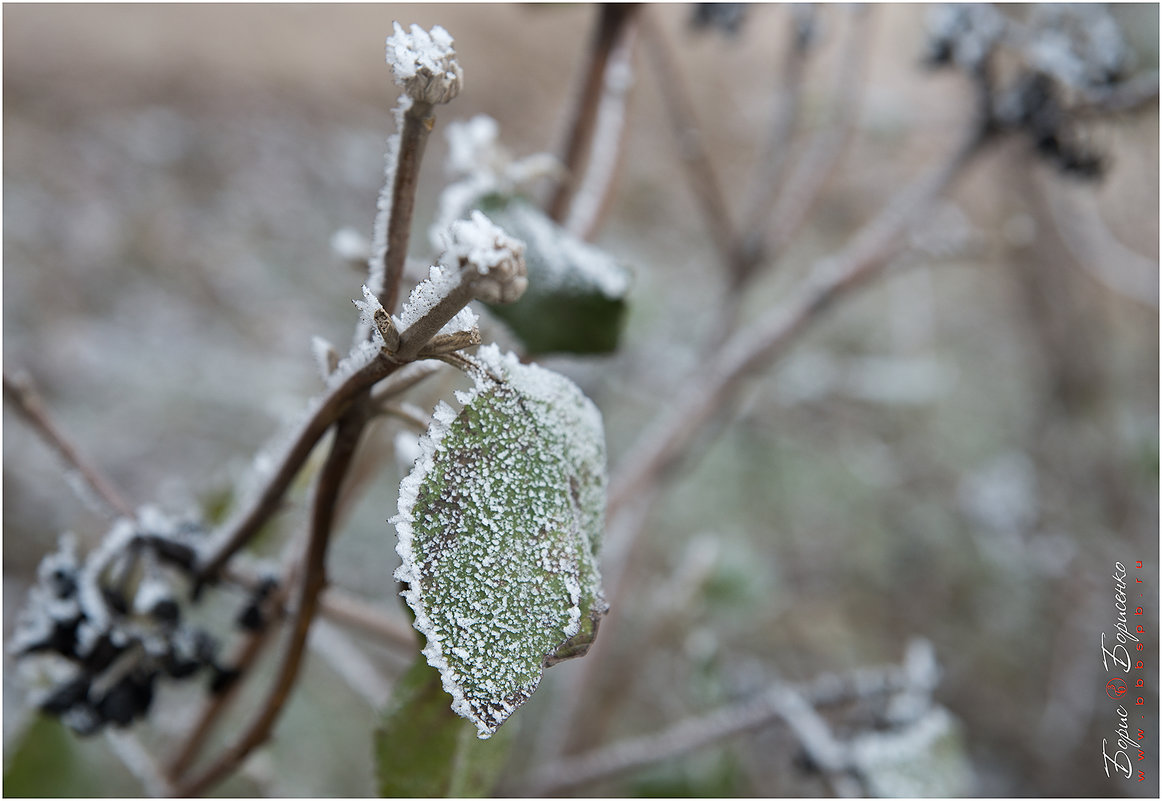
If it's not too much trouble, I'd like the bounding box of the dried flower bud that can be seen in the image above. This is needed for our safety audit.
[443,211,528,305]
[386,23,464,106]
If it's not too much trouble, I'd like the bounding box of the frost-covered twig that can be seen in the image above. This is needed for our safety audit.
[194,352,399,583]
[548,5,642,223]
[177,409,369,797]
[385,211,527,363]
[526,643,937,795]
[374,23,463,314]
[3,371,135,519]
[640,10,740,270]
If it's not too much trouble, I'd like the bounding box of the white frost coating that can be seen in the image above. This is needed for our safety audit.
[392,264,479,336]
[311,335,338,381]
[365,101,408,306]
[503,202,629,299]
[393,344,607,738]
[438,211,528,304]
[446,115,505,176]
[386,23,463,106]
[430,115,562,252]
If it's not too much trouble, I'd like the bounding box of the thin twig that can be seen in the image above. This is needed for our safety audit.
[381,100,435,314]
[527,680,851,795]
[223,561,416,651]
[744,6,873,271]
[608,121,988,519]
[640,9,740,270]
[1074,70,1159,115]
[104,729,176,798]
[195,353,399,584]
[1037,170,1159,308]
[177,408,370,797]
[563,11,641,240]
[318,588,417,649]
[3,371,135,519]
[164,627,274,782]
[740,5,816,258]
[308,619,395,707]
[548,5,642,222]
[534,122,989,767]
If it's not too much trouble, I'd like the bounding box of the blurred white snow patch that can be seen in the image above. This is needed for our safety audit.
[393,429,423,471]
[852,707,974,796]
[957,450,1039,536]
[330,227,370,263]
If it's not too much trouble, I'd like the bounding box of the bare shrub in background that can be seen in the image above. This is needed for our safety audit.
[3,4,1157,797]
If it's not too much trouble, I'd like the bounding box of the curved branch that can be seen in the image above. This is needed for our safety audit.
[177,407,370,797]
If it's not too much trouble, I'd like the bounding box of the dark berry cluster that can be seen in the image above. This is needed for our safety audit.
[10,510,236,735]
[925,4,1138,180]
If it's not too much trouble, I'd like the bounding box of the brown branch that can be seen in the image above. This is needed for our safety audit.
[608,121,988,519]
[381,100,435,314]
[195,353,399,584]
[164,625,275,782]
[3,370,135,519]
[318,588,416,649]
[740,5,816,259]
[640,9,740,271]
[743,6,873,272]
[176,407,370,797]
[526,666,912,796]
[563,13,641,240]
[548,5,642,222]
[1072,71,1159,117]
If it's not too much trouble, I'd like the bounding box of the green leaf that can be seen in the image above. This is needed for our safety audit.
[375,657,514,797]
[393,344,608,739]
[479,198,630,355]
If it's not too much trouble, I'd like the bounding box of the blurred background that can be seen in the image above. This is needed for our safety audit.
[4,3,1158,797]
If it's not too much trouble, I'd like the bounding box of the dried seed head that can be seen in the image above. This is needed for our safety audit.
[443,211,528,305]
[386,23,464,106]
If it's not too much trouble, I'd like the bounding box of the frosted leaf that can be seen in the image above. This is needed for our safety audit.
[492,201,628,298]
[393,344,607,738]
[479,199,631,354]
[386,23,463,106]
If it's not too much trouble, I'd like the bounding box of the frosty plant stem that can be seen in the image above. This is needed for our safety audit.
[381,99,434,313]
[377,23,464,313]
